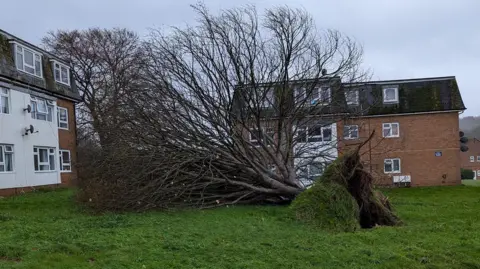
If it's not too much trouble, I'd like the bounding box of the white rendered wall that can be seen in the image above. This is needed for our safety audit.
[0,85,61,189]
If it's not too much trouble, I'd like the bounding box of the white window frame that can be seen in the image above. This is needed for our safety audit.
[297,124,332,143]
[52,60,70,86]
[33,146,56,172]
[384,158,401,174]
[249,127,275,147]
[344,125,359,140]
[295,86,331,106]
[59,150,72,172]
[0,87,10,114]
[383,86,399,103]
[261,89,274,108]
[31,96,54,122]
[13,43,43,78]
[470,156,475,162]
[345,89,359,105]
[0,144,14,173]
[57,107,69,130]
[382,123,400,138]
[477,156,480,162]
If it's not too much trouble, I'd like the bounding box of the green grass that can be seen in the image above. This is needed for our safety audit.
[0,186,480,269]
[462,179,480,186]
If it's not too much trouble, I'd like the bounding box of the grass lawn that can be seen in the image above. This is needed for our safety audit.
[462,179,480,187]
[1,186,480,269]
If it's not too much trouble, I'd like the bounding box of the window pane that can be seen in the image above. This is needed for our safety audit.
[1,96,8,114]
[295,88,305,103]
[39,149,48,162]
[61,67,68,83]
[49,155,55,170]
[351,126,358,138]
[54,68,61,81]
[385,88,396,100]
[34,155,39,170]
[16,51,23,70]
[24,50,34,66]
[309,125,322,137]
[307,88,320,104]
[37,113,47,121]
[60,109,67,121]
[392,124,399,136]
[5,153,13,171]
[393,160,400,171]
[0,146,3,162]
[322,128,332,141]
[47,106,53,122]
[35,59,41,76]
[25,65,35,74]
[62,151,71,164]
[297,128,307,142]
[384,160,392,172]
[37,100,47,113]
[320,88,331,103]
[0,165,4,172]
[383,125,391,137]
[40,164,49,171]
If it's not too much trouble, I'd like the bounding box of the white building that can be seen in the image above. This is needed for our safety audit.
[0,29,80,194]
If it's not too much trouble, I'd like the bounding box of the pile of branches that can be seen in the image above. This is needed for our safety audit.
[77,145,296,211]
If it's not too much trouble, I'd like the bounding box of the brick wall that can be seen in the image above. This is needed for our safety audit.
[57,98,77,186]
[338,112,461,186]
[460,138,480,177]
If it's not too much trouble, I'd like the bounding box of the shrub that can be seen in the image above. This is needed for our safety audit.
[290,181,360,232]
[461,168,474,180]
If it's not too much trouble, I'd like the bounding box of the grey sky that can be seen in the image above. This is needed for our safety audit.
[2,0,479,116]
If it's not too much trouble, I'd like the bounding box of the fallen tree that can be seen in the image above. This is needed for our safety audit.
[292,131,400,230]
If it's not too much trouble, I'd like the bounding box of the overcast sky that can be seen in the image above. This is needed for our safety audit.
[2,0,479,116]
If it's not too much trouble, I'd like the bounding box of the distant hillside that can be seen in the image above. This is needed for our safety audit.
[460,116,480,138]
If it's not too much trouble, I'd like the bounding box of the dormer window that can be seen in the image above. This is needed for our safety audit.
[345,89,359,105]
[53,61,70,86]
[14,43,43,78]
[383,86,399,103]
[295,86,331,106]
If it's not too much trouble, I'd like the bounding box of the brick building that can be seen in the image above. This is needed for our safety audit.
[0,29,80,196]
[339,77,465,186]
[460,138,480,179]
[239,76,465,187]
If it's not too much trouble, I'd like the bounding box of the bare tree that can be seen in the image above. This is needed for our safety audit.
[77,4,370,210]
[43,28,144,146]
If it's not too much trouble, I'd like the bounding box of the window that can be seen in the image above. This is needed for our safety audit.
[0,87,9,114]
[0,144,14,172]
[57,107,68,129]
[31,96,54,122]
[249,127,275,146]
[297,124,332,143]
[295,87,331,105]
[298,162,327,179]
[383,86,399,103]
[382,123,399,138]
[470,156,475,162]
[345,89,359,105]
[261,89,274,108]
[384,158,401,173]
[15,44,42,77]
[477,156,480,162]
[33,147,56,172]
[344,125,359,140]
[59,150,71,172]
[53,61,70,85]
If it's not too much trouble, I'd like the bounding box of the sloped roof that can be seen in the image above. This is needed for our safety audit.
[344,76,465,116]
